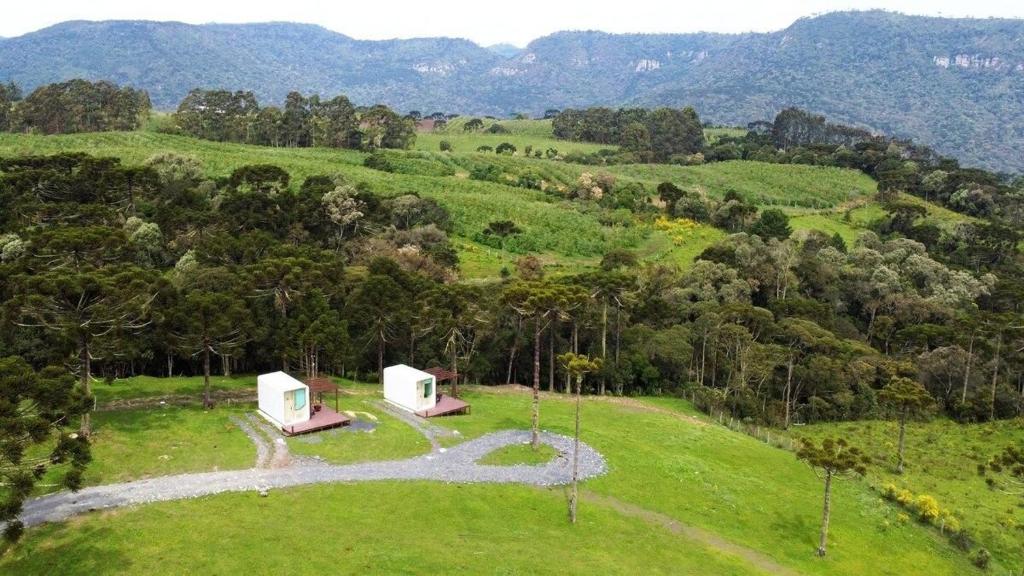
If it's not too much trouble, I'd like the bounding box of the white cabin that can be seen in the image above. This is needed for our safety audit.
[258,372,310,428]
[383,364,436,413]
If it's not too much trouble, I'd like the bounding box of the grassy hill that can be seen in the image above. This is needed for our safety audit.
[0,379,982,575]
[793,418,1024,573]
[0,121,889,278]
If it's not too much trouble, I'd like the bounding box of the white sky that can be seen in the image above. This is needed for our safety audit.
[1,0,1022,46]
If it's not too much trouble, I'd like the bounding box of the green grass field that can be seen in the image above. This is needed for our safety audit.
[287,398,432,464]
[417,117,611,156]
[1,380,981,575]
[33,405,255,493]
[795,418,1024,573]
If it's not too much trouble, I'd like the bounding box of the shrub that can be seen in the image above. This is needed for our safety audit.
[971,548,990,569]
[914,495,940,523]
[363,153,394,172]
[476,145,493,153]
[439,140,452,152]
[496,142,516,155]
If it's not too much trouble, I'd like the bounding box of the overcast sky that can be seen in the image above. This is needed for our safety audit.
[2,0,1023,46]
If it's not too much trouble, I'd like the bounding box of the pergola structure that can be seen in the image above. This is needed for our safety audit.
[305,377,342,413]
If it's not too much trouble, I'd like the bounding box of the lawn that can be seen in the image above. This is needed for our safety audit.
[1,483,768,576]
[287,398,432,464]
[477,442,558,465]
[35,405,255,493]
[3,386,980,575]
[794,418,1024,573]
[90,374,257,404]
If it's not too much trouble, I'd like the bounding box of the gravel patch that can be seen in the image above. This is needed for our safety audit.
[229,415,271,469]
[18,430,606,529]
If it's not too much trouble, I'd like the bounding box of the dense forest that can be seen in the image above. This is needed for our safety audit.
[0,79,149,134]
[551,106,704,162]
[2,116,1022,429]
[172,89,415,150]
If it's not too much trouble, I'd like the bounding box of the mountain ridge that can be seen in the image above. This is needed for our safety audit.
[0,11,1023,171]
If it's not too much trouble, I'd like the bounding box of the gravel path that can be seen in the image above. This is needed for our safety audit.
[229,415,271,468]
[18,430,606,529]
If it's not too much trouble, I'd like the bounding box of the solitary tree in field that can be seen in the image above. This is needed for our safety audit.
[796,437,870,557]
[559,352,602,524]
[878,377,933,474]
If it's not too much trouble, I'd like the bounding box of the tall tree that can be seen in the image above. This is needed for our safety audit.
[427,284,489,398]
[878,377,934,474]
[14,267,153,436]
[559,352,602,524]
[504,281,588,449]
[796,438,870,557]
[172,268,251,408]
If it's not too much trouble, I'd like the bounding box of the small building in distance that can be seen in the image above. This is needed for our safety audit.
[383,364,436,413]
[258,371,309,428]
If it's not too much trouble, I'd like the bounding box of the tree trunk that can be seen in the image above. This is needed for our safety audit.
[79,338,92,437]
[990,333,1002,421]
[222,353,232,377]
[548,319,556,392]
[896,410,907,474]
[531,317,542,450]
[377,328,385,385]
[569,374,583,524]
[203,340,213,409]
[451,339,459,399]
[817,472,833,557]
[784,355,794,429]
[167,352,174,378]
[506,319,520,385]
[600,300,608,395]
[962,334,973,406]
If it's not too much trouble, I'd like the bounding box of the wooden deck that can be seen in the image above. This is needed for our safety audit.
[415,395,471,418]
[281,405,352,436]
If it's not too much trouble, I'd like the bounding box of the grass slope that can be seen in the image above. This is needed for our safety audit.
[795,418,1024,573]
[3,483,768,575]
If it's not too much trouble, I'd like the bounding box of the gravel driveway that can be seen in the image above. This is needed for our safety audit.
[19,429,606,529]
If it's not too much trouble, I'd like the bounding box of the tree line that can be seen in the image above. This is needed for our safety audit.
[0,79,150,134]
[551,106,705,163]
[171,89,415,150]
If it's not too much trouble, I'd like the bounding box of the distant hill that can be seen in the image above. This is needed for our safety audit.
[1,12,1023,171]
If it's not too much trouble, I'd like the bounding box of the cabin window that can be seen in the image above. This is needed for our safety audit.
[293,388,306,410]
[421,378,433,399]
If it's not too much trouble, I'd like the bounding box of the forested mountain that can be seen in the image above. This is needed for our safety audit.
[1,12,1024,170]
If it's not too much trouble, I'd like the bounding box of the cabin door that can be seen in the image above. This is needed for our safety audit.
[284,389,307,423]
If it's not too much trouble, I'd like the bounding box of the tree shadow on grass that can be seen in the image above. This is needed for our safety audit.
[0,522,131,576]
